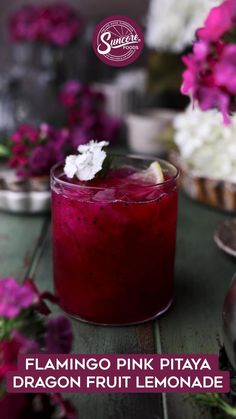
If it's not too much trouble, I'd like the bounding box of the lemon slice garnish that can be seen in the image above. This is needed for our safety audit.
[129,161,164,184]
[146,161,164,183]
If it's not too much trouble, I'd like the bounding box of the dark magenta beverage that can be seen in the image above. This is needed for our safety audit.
[51,156,178,325]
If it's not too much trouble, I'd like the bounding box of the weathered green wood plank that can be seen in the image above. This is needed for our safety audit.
[33,230,163,419]
[0,212,48,279]
[157,192,236,419]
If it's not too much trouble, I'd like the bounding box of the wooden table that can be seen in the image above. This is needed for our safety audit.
[1,191,235,419]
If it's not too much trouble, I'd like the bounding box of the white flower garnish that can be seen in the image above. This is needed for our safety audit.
[64,140,109,181]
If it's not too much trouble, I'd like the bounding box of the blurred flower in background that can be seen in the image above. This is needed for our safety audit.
[144,0,221,109]
[181,0,236,123]
[146,0,221,53]
[0,277,76,419]
[60,80,121,149]
[5,123,70,178]
[0,80,120,180]
[9,3,81,47]
[174,106,236,181]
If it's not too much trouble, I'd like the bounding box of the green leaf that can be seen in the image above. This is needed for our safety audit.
[223,28,236,44]
[190,393,236,418]
[0,309,46,342]
[0,144,10,158]
[96,154,112,179]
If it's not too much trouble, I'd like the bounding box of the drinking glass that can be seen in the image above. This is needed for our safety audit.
[51,155,178,325]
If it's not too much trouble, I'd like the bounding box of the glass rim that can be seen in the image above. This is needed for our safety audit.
[51,154,179,191]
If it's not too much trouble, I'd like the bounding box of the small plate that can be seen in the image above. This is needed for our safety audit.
[214,219,236,257]
[0,165,50,213]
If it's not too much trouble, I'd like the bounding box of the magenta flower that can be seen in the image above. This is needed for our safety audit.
[0,278,77,419]
[10,125,38,146]
[8,123,71,178]
[45,315,73,354]
[28,145,52,176]
[8,84,120,178]
[9,4,81,47]
[23,277,58,316]
[0,338,21,380]
[17,124,39,143]
[60,80,84,107]
[181,0,236,123]
[0,278,36,318]
[192,41,209,61]
[60,80,120,146]
[69,126,90,148]
[9,6,39,42]
[11,330,39,354]
[181,56,199,96]
[198,86,230,124]
[215,44,236,94]
[60,80,105,111]
[197,1,233,41]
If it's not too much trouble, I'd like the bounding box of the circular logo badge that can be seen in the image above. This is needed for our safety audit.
[92,15,144,67]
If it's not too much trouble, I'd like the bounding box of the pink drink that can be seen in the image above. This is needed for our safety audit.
[51,156,178,325]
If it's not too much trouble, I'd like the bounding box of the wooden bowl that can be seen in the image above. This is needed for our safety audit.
[170,152,236,212]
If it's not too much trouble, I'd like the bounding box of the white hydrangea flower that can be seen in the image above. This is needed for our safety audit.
[174,107,236,182]
[64,155,77,178]
[78,140,109,154]
[145,0,221,53]
[64,140,109,181]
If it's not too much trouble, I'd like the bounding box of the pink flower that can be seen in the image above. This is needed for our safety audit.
[59,80,84,107]
[0,278,37,318]
[197,86,230,124]
[10,124,39,144]
[0,338,21,379]
[0,332,38,379]
[181,0,236,123]
[11,330,39,353]
[11,144,28,155]
[197,1,233,41]
[19,124,39,143]
[60,80,120,146]
[9,6,39,42]
[60,81,105,111]
[11,132,23,144]
[9,4,81,47]
[28,145,52,176]
[215,44,236,94]
[23,277,58,315]
[181,54,202,97]
[9,155,28,169]
[47,21,80,47]
[8,123,71,178]
[10,124,39,148]
[193,41,210,61]
[45,315,73,354]
[0,278,77,419]
[0,332,38,390]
